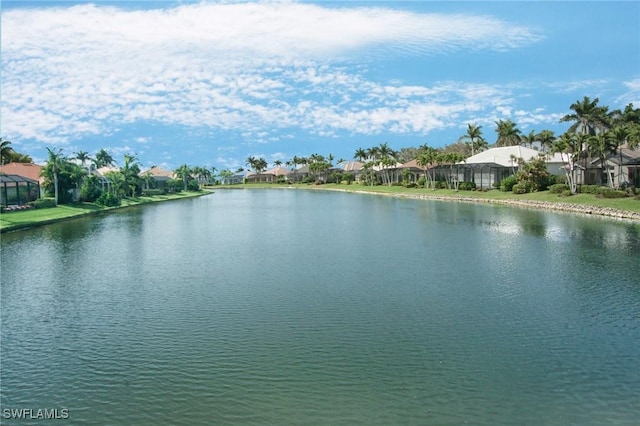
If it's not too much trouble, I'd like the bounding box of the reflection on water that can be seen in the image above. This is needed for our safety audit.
[2,190,639,425]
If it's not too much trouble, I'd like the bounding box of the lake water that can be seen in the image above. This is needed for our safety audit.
[1,189,639,425]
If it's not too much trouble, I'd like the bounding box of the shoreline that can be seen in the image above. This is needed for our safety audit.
[216,183,640,222]
[309,186,640,222]
[0,191,211,233]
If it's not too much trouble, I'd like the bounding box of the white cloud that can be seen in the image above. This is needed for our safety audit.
[1,1,542,146]
[617,77,640,106]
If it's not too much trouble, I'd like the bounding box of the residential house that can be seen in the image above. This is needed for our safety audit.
[141,166,175,189]
[589,145,640,187]
[0,162,44,205]
[246,167,289,183]
[450,146,566,189]
[396,159,424,184]
[341,161,364,182]
[220,173,245,185]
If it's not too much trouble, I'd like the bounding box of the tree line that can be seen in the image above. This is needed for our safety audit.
[2,96,639,202]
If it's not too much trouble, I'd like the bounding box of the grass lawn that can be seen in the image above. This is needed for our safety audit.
[219,183,640,215]
[0,191,209,232]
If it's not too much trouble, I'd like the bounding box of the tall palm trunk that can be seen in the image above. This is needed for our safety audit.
[53,171,59,205]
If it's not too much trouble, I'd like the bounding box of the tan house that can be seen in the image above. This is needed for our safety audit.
[0,162,44,184]
[246,167,289,183]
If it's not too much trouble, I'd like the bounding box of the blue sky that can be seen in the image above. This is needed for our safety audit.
[2,1,639,171]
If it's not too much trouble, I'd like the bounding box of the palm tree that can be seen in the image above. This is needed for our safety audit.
[121,154,141,197]
[439,152,465,190]
[75,150,92,169]
[522,130,537,149]
[607,126,631,188]
[175,164,192,190]
[95,148,116,168]
[416,146,437,189]
[209,166,217,185]
[495,119,522,147]
[536,129,556,152]
[273,160,283,169]
[587,133,615,188]
[354,147,368,163]
[459,123,486,156]
[560,96,609,136]
[245,156,257,173]
[45,147,64,205]
[1,138,14,165]
[551,133,581,193]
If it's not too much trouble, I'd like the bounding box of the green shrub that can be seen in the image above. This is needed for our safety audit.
[80,175,104,202]
[29,198,57,209]
[186,179,200,191]
[500,175,518,192]
[555,174,568,184]
[549,183,570,194]
[578,185,601,194]
[96,192,121,207]
[142,189,165,196]
[596,189,629,199]
[404,182,417,188]
[560,189,573,197]
[512,183,528,194]
[458,182,476,191]
[417,177,426,188]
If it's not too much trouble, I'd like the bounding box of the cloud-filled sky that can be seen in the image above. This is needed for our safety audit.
[2,0,639,171]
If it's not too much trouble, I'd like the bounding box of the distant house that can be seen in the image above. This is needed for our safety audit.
[397,159,424,183]
[341,161,364,181]
[220,173,245,185]
[246,167,289,183]
[451,146,566,189]
[142,166,174,180]
[589,145,640,187]
[141,166,174,186]
[287,165,310,183]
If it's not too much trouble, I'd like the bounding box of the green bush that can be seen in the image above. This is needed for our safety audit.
[512,183,528,194]
[417,177,426,188]
[458,182,476,191]
[596,189,629,199]
[29,198,57,209]
[186,179,200,191]
[500,175,518,192]
[96,192,121,207]
[555,174,568,184]
[560,189,573,197]
[549,183,570,194]
[404,182,417,188]
[578,185,601,194]
[142,189,165,196]
[80,175,104,202]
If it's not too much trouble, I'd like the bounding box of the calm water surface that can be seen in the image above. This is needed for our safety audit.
[1,189,639,425]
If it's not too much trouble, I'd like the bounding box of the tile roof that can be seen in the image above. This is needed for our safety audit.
[0,162,44,182]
